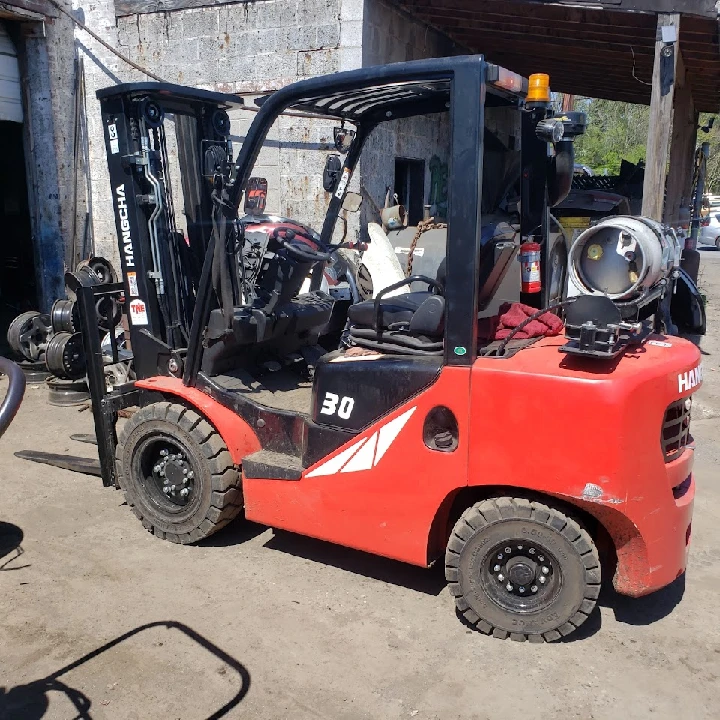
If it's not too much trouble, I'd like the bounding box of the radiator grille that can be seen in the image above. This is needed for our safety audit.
[662,398,691,462]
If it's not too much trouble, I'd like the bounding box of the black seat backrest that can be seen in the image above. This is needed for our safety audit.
[435,235,517,311]
[477,239,517,310]
[408,295,445,336]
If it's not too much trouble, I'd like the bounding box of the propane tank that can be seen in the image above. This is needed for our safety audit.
[519,241,542,294]
[567,216,681,301]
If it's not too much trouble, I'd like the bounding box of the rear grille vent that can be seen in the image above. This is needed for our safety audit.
[662,399,691,462]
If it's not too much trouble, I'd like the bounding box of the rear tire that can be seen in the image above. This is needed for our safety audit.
[116,402,243,543]
[445,497,601,642]
[715,237,720,250]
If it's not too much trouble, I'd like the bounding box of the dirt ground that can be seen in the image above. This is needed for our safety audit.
[1,252,720,720]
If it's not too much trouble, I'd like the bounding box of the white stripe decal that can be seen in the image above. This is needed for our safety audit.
[304,406,417,478]
[306,437,367,478]
[374,407,416,465]
[342,432,378,473]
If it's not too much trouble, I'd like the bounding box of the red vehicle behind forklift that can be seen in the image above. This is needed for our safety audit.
[19,56,701,642]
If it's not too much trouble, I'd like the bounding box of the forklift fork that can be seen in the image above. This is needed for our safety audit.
[15,283,140,487]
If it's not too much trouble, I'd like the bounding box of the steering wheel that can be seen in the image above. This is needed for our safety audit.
[272,226,332,263]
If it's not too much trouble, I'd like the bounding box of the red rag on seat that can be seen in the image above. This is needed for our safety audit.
[483,302,564,341]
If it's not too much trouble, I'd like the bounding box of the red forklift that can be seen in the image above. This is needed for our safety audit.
[21,57,700,642]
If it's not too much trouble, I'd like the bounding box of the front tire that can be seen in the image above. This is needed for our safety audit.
[116,402,243,543]
[715,237,720,250]
[445,497,600,642]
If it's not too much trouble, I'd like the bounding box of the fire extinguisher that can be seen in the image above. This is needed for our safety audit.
[519,241,542,294]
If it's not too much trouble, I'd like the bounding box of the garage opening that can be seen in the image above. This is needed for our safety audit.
[0,21,36,343]
[395,157,425,226]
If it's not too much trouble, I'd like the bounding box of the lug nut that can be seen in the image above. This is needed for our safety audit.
[539,576,546,585]
[154,465,161,473]
[517,545,523,550]
[183,468,188,475]
[187,472,194,480]
[497,553,503,560]
[493,564,501,572]
[531,585,538,593]
[180,488,189,498]
[160,449,168,456]
[163,486,171,494]
[529,548,535,555]
[504,547,511,554]
[541,566,549,575]
[538,556,545,562]
[519,587,525,593]
[498,574,504,582]
[506,583,513,592]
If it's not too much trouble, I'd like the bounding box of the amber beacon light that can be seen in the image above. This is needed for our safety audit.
[527,73,551,103]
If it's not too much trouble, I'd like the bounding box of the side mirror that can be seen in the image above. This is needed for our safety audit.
[334,127,356,154]
[244,177,267,215]
[342,192,362,213]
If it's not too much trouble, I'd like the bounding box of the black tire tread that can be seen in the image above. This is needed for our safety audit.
[116,402,243,544]
[445,496,600,643]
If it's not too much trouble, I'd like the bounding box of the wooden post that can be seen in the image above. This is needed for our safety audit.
[642,13,680,221]
[664,50,698,226]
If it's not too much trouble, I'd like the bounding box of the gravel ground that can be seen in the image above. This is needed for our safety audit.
[1,250,719,720]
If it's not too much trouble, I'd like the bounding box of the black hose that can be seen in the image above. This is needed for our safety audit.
[496,299,576,357]
[0,357,26,439]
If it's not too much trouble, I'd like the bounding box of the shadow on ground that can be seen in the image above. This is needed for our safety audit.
[0,520,28,571]
[0,621,251,719]
[199,519,269,548]
[601,573,686,626]
[265,529,447,596]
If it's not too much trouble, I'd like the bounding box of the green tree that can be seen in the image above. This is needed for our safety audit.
[574,98,650,175]
[697,114,720,194]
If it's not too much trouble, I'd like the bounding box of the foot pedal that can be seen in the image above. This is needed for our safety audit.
[243,450,303,481]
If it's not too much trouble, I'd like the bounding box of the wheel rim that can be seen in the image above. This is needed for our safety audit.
[480,539,562,614]
[136,434,197,512]
[11,313,52,361]
[46,332,86,379]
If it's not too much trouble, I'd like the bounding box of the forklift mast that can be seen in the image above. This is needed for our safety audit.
[97,84,245,379]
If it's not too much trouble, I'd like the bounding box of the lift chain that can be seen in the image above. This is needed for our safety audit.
[406,218,447,277]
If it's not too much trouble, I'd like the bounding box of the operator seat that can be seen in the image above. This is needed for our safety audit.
[345,223,517,355]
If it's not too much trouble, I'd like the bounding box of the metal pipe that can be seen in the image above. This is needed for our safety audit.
[0,357,26,439]
[689,141,709,249]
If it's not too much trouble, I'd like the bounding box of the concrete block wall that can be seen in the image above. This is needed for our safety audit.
[76,0,370,263]
[72,0,468,270]
[73,0,142,266]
